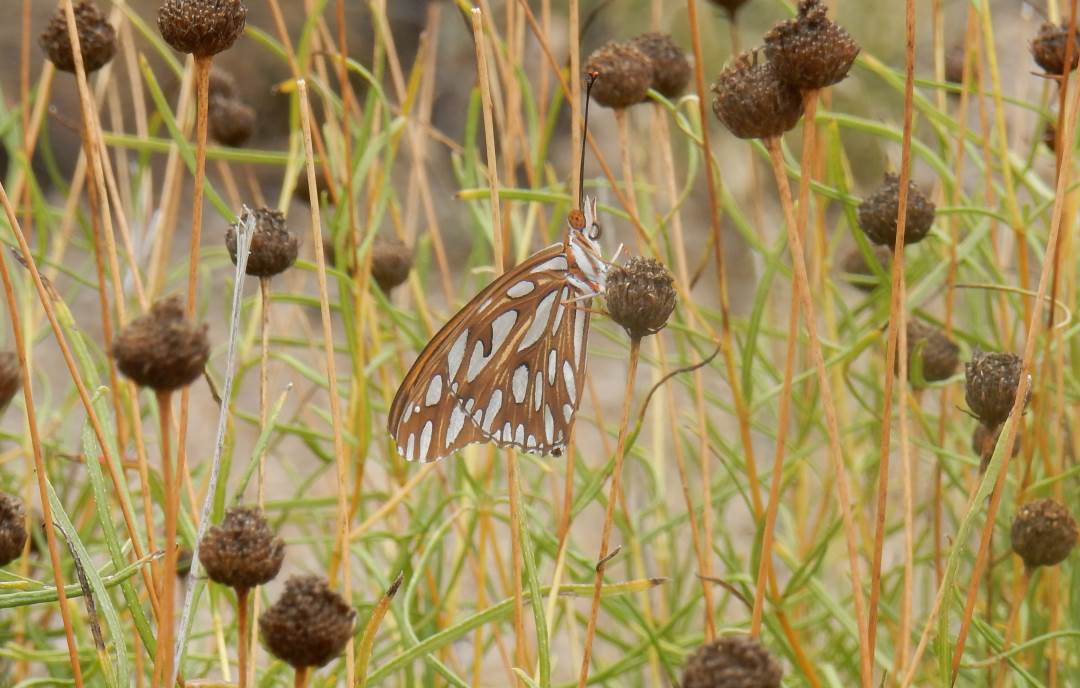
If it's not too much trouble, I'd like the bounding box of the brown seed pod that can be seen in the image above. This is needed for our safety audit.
[158,0,247,58]
[605,257,676,340]
[1010,498,1078,571]
[259,575,356,669]
[1031,22,1080,76]
[371,236,414,292]
[584,41,654,109]
[208,96,255,147]
[964,351,1030,427]
[971,422,1020,473]
[856,172,936,247]
[682,635,783,688]
[711,51,803,140]
[0,492,27,568]
[0,351,20,414]
[112,296,210,392]
[199,507,284,591]
[763,0,860,91]
[225,207,298,278]
[39,0,117,74]
[706,0,752,18]
[839,244,891,292]
[176,546,194,578]
[903,321,959,385]
[295,167,333,207]
[630,32,691,99]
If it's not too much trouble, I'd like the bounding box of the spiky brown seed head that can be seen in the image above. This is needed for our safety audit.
[112,296,210,392]
[856,173,936,247]
[1010,498,1077,571]
[706,0,752,18]
[0,493,27,568]
[199,507,284,591]
[965,351,1030,427]
[209,96,255,147]
[225,207,298,278]
[259,575,356,669]
[584,42,654,109]
[839,244,891,292]
[605,257,676,340]
[158,0,247,58]
[0,351,20,414]
[1031,22,1080,76]
[903,321,959,385]
[682,636,783,688]
[371,236,414,292]
[711,51,803,140]
[39,0,117,74]
[763,0,859,90]
[972,422,1020,473]
[630,32,691,99]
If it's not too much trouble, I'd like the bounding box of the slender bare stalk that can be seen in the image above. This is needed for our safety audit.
[155,389,176,687]
[472,8,506,274]
[613,109,638,219]
[294,666,309,688]
[577,338,641,688]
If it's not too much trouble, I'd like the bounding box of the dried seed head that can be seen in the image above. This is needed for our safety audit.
[199,507,284,591]
[839,244,891,292]
[0,351,20,414]
[226,207,298,278]
[706,0,752,18]
[945,44,966,85]
[903,321,959,385]
[209,96,255,147]
[259,575,356,669]
[1031,22,1080,76]
[763,0,859,90]
[972,422,1020,473]
[605,257,676,340]
[856,173,936,247]
[176,546,194,578]
[584,42,654,109]
[112,296,210,392]
[711,51,803,140]
[630,32,691,99]
[965,351,1030,427]
[39,0,117,74]
[0,493,27,568]
[158,0,247,58]
[682,636,783,688]
[1010,498,1077,571]
[295,167,332,206]
[371,236,414,292]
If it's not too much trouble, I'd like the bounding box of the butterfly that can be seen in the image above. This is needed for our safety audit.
[387,197,609,463]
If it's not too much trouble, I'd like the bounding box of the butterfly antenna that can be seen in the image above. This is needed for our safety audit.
[578,71,599,210]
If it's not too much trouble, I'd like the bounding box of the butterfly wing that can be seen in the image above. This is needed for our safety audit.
[388,244,591,463]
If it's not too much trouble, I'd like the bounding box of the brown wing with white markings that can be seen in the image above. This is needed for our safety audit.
[388,244,591,463]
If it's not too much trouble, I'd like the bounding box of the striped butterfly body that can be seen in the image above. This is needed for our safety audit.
[388,197,608,463]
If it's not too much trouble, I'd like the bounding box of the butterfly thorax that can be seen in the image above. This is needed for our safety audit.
[564,196,607,296]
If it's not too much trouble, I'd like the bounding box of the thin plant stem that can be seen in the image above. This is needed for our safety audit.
[258,277,271,503]
[237,588,249,688]
[294,666,309,688]
[613,109,638,220]
[472,8,506,274]
[992,570,1032,688]
[155,389,175,688]
[577,337,641,688]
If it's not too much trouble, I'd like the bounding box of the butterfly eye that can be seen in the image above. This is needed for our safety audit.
[588,223,602,241]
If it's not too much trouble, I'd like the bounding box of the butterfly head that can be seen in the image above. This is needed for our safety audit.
[566,196,607,294]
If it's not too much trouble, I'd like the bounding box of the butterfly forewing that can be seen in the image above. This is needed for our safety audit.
[388,244,592,463]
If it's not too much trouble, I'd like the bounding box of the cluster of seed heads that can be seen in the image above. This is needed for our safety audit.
[1031,22,1080,76]
[1011,499,1078,572]
[585,33,691,109]
[604,257,677,341]
[682,635,783,688]
[0,493,27,568]
[112,296,210,392]
[39,0,116,74]
[258,575,356,670]
[226,206,299,278]
[964,351,1030,428]
[158,0,247,59]
[856,172,936,247]
[902,321,959,386]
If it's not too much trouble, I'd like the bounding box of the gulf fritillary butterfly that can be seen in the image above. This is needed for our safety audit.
[387,197,609,463]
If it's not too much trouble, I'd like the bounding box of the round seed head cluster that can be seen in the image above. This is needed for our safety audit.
[112,296,210,392]
[1031,22,1080,76]
[0,492,27,568]
[199,507,284,590]
[39,0,117,74]
[209,97,255,147]
[226,207,298,278]
[971,423,1019,473]
[1010,498,1078,570]
[711,51,803,140]
[0,351,21,414]
[904,321,959,385]
[158,0,247,58]
[630,32,691,99]
[585,42,654,109]
[682,636,783,688]
[706,0,752,18]
[371,236,414,292]
[856,173,936,247]
[763,0,860,90]
[839,245,891,292]
[605,257,677,340]
[964,351,1030,427]
[259,575,356,669]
